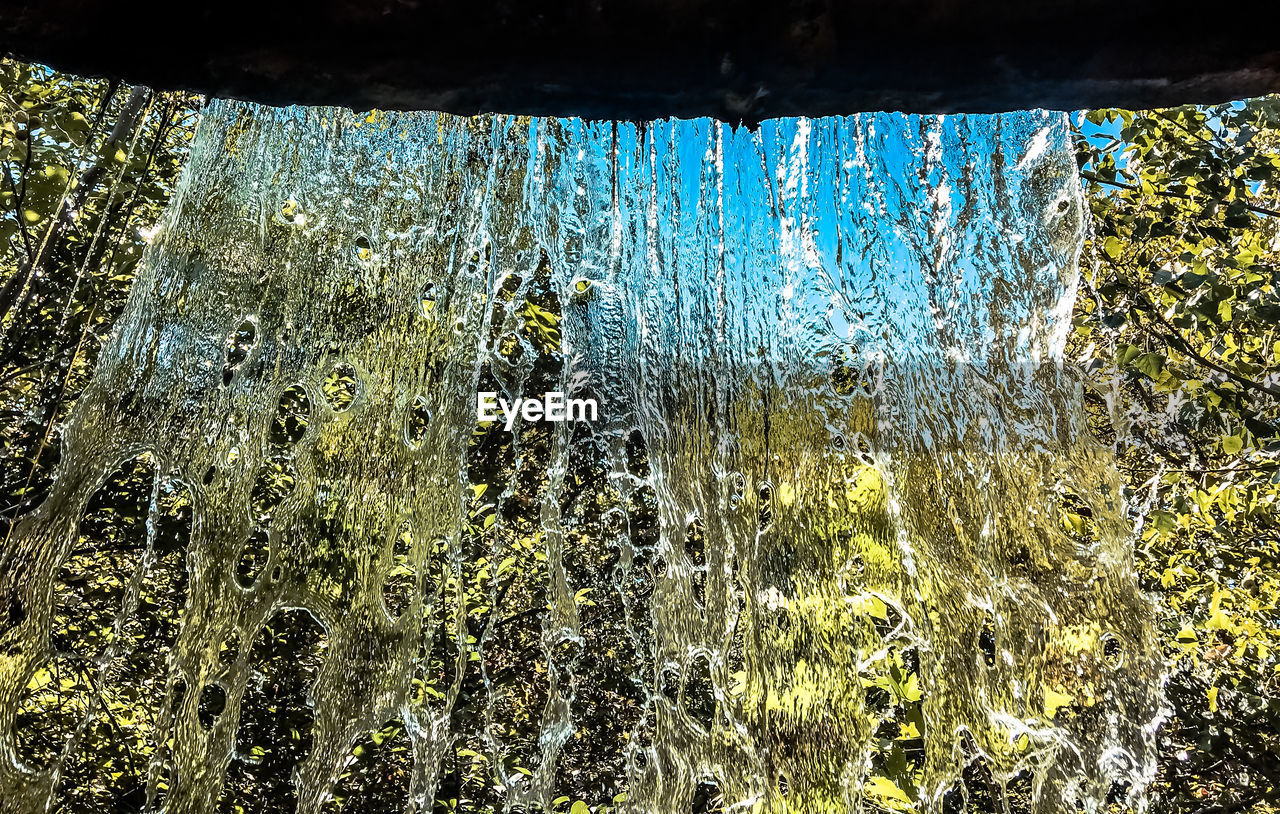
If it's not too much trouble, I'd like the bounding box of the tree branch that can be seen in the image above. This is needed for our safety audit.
[1154,110,1228,152]
[1109,268,1280,401]
[5,140,35,260]
[1081,170,1280,219]
[0,83,145,326]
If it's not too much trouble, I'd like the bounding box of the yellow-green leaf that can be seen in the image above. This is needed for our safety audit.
[1205,609,1231,631]
[1044,688,1074,718]
[901,672,922,703]
[865,776,912,808]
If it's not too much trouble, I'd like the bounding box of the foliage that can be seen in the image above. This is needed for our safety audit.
[0,60,200,812]
[0,58,199,539]
[1072,97,1280,813]
[3,55,1280,814]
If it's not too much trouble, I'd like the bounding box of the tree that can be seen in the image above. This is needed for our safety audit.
[0,58,198,543]
[4,55,1280,814]
[1072,97,1280,813]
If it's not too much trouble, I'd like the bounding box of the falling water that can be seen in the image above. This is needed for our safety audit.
[0,102,1162,813]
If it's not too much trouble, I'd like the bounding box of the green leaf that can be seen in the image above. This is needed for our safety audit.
[1134,352,1165,378]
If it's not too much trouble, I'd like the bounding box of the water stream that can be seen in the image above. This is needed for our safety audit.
[0,102,1162,813]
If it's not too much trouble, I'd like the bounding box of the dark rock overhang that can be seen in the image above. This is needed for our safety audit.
[3,0,1278,120]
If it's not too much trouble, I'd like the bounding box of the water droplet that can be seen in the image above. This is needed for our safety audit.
[404,395,431,448]
[625,429,650,478]
[322,363,360,412]
[419,282,436,316]
[234,529,270,589]
[197,684,226,730]
[571,277,595,298]
[1102,634,1123,669]
[222,318,257,385]
[269,385,311,446]
[497,331,524,362]
[758,483,775,531]
[250,455,297,522]
[978,620,997,667]
[382,523,415,621]
[353,235,372,262]
[691,778,724,813]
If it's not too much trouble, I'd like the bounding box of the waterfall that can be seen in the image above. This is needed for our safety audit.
[0,102,1162,813]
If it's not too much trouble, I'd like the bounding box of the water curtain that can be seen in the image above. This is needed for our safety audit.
[0,102,1162,813]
